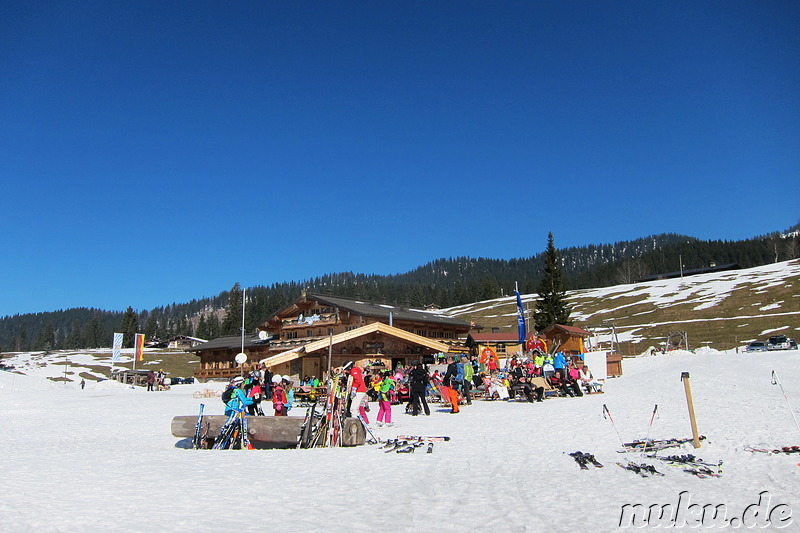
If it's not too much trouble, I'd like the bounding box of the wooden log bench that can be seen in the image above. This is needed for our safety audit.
[171,415,304,449]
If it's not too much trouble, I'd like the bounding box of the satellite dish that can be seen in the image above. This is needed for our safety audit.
[258,330,268,340]
[235,352,247,365]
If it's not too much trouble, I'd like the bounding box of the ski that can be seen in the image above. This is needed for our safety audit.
[212,412,239,449]
[569,451,603,469]
[396,435,451,442]
[241,412,252,450]
[649,454,722,471]
[384,440,408,453]
[682,466,722,478]
[617,462,648,477]
[568,451,589,470]
[744,445,800,454]
[357,415,379,445]
[621,435,706,452]
[616,462,664,477]
[193,403,205,450]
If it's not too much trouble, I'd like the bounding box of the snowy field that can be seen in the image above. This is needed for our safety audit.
[2,349,800,532]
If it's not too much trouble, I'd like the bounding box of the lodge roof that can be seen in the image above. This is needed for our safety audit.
[187,335,268,352]
[541,324,591,337]
[467,333,521,343]
[280,293,473,328]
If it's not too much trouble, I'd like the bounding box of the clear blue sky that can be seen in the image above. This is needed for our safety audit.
[1,1,798,317]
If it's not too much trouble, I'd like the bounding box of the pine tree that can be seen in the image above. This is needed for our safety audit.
[119,306,140,348]
[534,232,573,331]
[195,314,209,340]
[221,283,243,336]
[34,322,55,352]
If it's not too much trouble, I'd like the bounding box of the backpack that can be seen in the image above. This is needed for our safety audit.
[222,386,234,404]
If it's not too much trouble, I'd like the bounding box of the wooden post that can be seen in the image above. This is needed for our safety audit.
[681,372,701,448]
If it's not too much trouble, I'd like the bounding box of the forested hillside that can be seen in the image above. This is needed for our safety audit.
[1,228,797,353]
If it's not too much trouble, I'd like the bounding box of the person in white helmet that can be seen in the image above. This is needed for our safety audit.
[224,376,253,417]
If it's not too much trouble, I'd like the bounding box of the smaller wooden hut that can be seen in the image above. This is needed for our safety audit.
[540,324,591,355]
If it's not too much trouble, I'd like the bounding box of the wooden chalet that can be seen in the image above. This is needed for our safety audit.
[260,322,455,379]
[465,332,524,360]
[190,293,474,382]
[540,324,591,355]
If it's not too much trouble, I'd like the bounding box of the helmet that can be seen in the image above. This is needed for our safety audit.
[271,374,282,384]
[231,376,244,385]
[343,361,354,371]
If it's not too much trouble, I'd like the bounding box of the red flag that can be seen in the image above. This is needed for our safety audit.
[135,333,145,361]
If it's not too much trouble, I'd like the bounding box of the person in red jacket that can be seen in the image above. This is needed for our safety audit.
[272,375,288,416]
[345,361,370,424]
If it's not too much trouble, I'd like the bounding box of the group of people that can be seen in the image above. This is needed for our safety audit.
[222,366,297,418]
[220,349,603,423]
[146,370,170,392]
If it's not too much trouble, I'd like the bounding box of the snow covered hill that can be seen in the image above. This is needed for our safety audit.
[443,259,800,354]
[2,348,799,532]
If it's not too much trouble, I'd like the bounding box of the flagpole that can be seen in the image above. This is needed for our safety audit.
[240,287,246,377]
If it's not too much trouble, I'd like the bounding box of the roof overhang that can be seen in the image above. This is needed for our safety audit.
[259,322,452,368]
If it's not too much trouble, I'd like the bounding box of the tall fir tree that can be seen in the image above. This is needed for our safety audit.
[34,322,56,352]
[221,283,243,336]
[534,232,573,331]
[119,306,140,348]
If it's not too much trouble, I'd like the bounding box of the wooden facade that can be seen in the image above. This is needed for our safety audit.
[540,324,591,355]
[190,293,474,382]
[465,332,524,360]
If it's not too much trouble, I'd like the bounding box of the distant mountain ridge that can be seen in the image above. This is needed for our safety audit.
[1,226,798,353]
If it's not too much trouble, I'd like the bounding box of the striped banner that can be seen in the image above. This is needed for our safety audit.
[112,332,123,361]
[135,333,145,362]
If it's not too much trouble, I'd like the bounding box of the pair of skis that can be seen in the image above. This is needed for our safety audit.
[648,453,723,478]
[615,462,665,477]
[380,439,434,454]
[744,445,800,454]
[569,451,603,469]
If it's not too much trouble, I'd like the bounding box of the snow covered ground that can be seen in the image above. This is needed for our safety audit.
[2,348,800,532]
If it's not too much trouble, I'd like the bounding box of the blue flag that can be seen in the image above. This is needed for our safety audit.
[515,290,526,345]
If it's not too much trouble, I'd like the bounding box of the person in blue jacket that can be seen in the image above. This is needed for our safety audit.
[553,352,568,375]
[224,376,254,416]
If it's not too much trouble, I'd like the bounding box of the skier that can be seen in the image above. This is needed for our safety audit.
[408,361,431,416]
[224,376,253,416]
[272,375,287,416]
[460,356,473,405]
[375,370,395,426]
[442,356,461,413]
[346,361,369,424]
[147,371,155,392]
[247,377,263,415]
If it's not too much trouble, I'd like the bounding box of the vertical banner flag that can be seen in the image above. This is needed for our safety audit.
[112,332,123,362]
[135,333,145,362]
[515,289,527,345]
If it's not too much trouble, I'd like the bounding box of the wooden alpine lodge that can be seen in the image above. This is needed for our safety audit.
[189,293,475,382]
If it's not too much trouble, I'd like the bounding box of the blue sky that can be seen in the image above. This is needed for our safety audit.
[1,1,798,317]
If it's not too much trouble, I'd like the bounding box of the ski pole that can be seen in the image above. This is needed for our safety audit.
[603,404,633,463]
[772,370,800,436]
[641,404,658,458]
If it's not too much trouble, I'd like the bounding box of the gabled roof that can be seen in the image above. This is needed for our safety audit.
[541,324,591,337]
[268,293,472,329]
[468,333,521,343]
[259,322,452,368]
